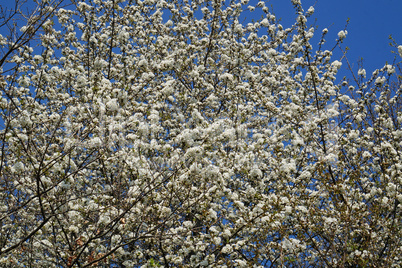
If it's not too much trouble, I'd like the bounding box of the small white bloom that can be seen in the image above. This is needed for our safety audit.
[375,76,386,86]
[281,238,292,249]
[41,239,52,247]
[324,217,337,225]
[260,18,269,27]
[398,45,402,58]
[209,226,219,234]
[90,137,102,147]
[123,261,134,267]
[307,6,315,15]
[385,64,395,74]
[250,166,262,178]
[261,216,270,223]
[200,7,209,15]
[221,244,232,254]
[332,60,342,69]
[284,206,292,214]
[99,215,110,225]
[183,221,193,228]
[338,30,347,39]
[223,229,231,238]
[13,162,25,173]
[297,205,308,213]
[235,259,247,267]
[68,225,79,233]
[111,235,120,244]
[209,208,217,220]
[138,59,148,68]
[358,68,366,78]
[362,151,371,158]
[387,183,396,193]
[106,99,119,111]
[213,237,221,245]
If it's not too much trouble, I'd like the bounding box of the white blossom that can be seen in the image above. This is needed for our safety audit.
[307,6,315,15]
[358,68,366,78]
[221,244,232,254]
[338,30,347,39]
[13,162,25,173]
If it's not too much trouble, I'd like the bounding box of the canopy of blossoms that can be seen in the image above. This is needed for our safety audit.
[0,0,401,267]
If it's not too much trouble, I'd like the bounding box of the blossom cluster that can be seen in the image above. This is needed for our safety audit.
[0,0,401,267]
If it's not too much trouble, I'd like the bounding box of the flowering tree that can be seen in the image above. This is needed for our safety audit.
[1,0,402,266]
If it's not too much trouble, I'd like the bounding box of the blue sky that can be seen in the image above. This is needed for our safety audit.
[267,0,402,76]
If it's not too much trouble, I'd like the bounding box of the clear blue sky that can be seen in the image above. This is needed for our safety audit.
[267,0,402,76]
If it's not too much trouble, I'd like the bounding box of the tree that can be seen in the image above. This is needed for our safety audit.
[0,0,401,266]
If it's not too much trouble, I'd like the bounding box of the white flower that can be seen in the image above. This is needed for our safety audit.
[221,72,234,82]
[307,6,315,15]
[338,30,347,39]
[332,60,342,69]
[261,216,270,223]
[221,244,232,254]
[387,183,396,193]
[99,215,110,225]
[375,76,386,86]
[250,166,262,178]
[223,229,231,238]
[183,221,193,228]
[297,205,308,213]
[324,217,337,225]
[214,237,221,245]
[358,68,366,78]
[68,225,79,233]
[235,259,247,267]
[106,98,119,111]
[201,7,209,14]
[385,64,395,74]
[208,208,217,220]
[281,238,292,249]
[260,18,269,27]
[209,226,219,234]
[90,137,102,147]
[111,235,120,244]
[20,26,28,33]
[19,113,32,127]
[398,45,402,58]
[159,59,174,70]
[199,260,209,266]
[40,239,52,247]
[284,206,292,214]
[123,261,134,267]
[13,162,25,173]
[138,59,148,68]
